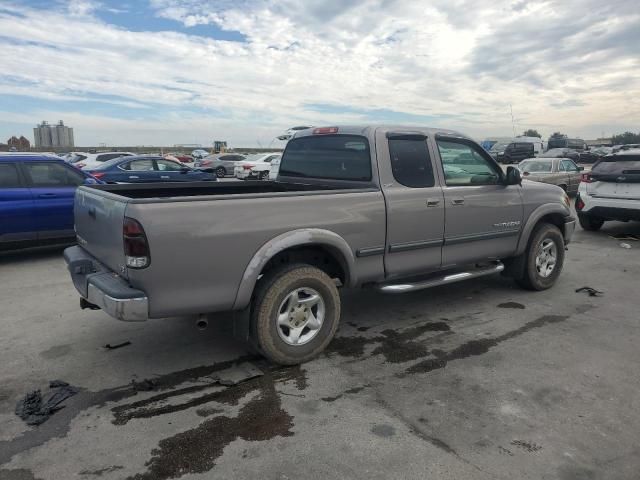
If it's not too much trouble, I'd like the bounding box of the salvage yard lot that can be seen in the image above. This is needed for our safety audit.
[1,219,639,480]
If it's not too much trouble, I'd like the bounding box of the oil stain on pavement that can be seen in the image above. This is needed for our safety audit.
[128,367,307,480]
[404,315,568,375]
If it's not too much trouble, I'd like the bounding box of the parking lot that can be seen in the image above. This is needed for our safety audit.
[0,214,638,480]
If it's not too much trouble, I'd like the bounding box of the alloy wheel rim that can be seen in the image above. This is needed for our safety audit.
[535,238,557,278]
[276,287,325,346]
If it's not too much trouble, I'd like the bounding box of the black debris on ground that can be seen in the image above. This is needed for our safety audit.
[15,381,79,426]
[575,286,604,297]
[104,341,131,350]
[497,302,526,309]
[131,379,158,392]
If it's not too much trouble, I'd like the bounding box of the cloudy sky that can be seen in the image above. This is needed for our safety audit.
[1,0,639,147]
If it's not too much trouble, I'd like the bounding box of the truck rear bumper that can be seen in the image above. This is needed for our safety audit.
[64,245,148,322]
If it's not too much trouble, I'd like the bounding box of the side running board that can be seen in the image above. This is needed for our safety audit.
[378,261,504,293]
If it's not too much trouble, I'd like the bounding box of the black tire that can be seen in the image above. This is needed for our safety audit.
[259,171,269,180]
[514,223,565,291]
[215,167,226,178]
[559,184,567,192]
[578,213,604,231]
[250,263,340,365]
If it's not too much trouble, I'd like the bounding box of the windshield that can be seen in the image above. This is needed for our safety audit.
[489,143,509,152]
[519,159,553,173]
[279,134,371,181]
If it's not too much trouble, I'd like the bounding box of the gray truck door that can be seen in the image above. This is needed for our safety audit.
[378,131,444,278]
[434,137,523,268]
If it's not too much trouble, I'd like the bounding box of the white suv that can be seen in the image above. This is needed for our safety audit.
[575,149,640,230]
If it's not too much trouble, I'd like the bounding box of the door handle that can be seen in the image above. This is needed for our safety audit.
[38,193,57,198]
[160,176,170,179]
[426,198,440,207]
[129,176,139,179]
[451,197,465,205]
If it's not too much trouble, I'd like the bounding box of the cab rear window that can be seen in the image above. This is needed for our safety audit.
[279,135,371,181]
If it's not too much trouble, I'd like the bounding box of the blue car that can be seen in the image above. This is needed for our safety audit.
[85,155,217,183]
[0,154,101,250]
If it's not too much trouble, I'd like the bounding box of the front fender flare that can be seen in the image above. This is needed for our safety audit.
[232,228,356,310]
[515,203,570,255]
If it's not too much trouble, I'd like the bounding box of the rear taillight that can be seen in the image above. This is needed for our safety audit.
[580,173,592,183]
[243,164,255,170]
[91,172,105,179]
[575,194,585,211]
[123,217,150,268]
[313,127,338,135]
[201,160,212,166]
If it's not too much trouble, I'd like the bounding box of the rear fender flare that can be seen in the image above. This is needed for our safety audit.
[516,203,570,255]
[232,228,356,310]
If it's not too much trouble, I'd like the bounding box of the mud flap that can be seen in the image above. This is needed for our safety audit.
[232,307,263,355]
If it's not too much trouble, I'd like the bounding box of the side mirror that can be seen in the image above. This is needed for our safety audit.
[578,166,584,171]
[505,166,522,186]
[179,168,190,174]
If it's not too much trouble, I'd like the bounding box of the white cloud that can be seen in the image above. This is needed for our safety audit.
[66,0,101,17]
[1,0,639,145]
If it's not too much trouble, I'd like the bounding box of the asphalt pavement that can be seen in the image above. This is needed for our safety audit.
[0,218,639,480]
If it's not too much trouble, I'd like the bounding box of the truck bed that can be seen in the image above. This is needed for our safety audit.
[89,181,365,199]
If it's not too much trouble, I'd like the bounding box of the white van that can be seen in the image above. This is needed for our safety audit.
[515,136,546,155]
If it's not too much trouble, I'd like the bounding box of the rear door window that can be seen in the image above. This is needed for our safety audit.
[280,135,371,181]
[0,163,21,187]
[388,138,435,188]
[23,162,85,186]
[561,160,578,172]
[156,160,184,171]
[127,160,155,171]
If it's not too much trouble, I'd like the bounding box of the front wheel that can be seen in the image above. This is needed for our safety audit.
[259,171,269,180]
[515,223,565,290]
[250,264,340,365]
[215,167,226,178]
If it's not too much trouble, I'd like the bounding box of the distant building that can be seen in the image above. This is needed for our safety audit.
[7,135,31,151]
[33,120,74,149]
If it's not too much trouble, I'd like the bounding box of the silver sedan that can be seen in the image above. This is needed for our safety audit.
[518,157,583,195]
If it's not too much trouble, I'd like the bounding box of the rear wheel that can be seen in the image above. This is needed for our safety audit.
[515,223,565,290]
[215,167,226,178]
[578,213,604,231]
[250,263,340,365]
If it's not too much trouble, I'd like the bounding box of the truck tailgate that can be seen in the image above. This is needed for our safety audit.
[74,187,128,275]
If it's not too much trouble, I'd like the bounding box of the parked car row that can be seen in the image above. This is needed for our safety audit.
[59,150,284,181]
[195,152,282,179]
[492,141,611,165]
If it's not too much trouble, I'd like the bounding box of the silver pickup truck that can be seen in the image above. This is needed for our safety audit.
[64,125,575,365]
